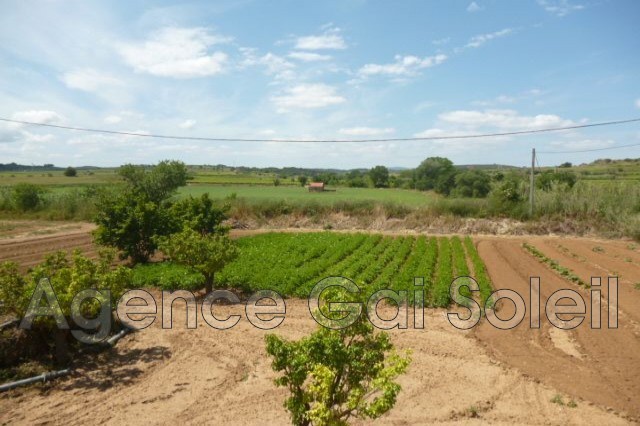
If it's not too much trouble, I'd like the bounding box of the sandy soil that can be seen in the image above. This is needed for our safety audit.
[473,236,640,420]
[0,223,639,424]
[0,298,631,425]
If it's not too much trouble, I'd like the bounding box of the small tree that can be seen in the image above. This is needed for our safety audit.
[414,157,457,195]
[64,166,77,177]
[368,166,389,188]
[266,293,411,426]
[298,175,308,187]
[156,228,238,293]
[94,160,188,263]
[94,192,177,263]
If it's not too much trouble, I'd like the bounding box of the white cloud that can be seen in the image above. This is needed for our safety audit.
[241,49,295,80]
[11,110,63,126]
[117,27,230,78]
[61,69,123,92]
[104,115,122,124]
[271,84,346,112]
[288,51,331,62]
[636,98,640,108]
[437,109,575,130]
[537,0,584,17]
[466,28,513,48]
[179,119,196,129]
[467,2,482,12]
[339,127,395,136]
[359,54,447,77]
[294,26,346,50]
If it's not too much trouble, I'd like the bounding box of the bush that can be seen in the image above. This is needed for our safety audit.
[452,170,491,198]
[63,167,77,177]
[537,170,577,191]
[12,183,44,211]
[265,297,411,425]
[0,250,130,364]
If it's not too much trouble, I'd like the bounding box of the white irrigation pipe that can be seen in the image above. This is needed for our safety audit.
[0,369,71,392]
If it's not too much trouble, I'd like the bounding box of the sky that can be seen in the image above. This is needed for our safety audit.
[0,0,639,169]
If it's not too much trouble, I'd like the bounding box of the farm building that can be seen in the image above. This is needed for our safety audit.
[308,182,325,192]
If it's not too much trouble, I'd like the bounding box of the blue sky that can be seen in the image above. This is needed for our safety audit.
[1,0,639,168]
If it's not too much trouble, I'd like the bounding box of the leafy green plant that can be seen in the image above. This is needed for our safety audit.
[265,305,411,426]
[522,243,589,288]
[0,249,130,363]
[156,227,238,293]
[12,183,45,211]
[131,262,205,291]
[93,160,188,263]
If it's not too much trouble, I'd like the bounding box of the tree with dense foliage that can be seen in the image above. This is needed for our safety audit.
[118,160,188,203]
[298,175,308,187]
[170,193,229,236]
[368,165,389,188]
[345,170,367,188]
[414,157,457,195]
[265,288,411,426]
[453,170,492,198]
[63,166,77,177]
[156,227,238,293]
[93,160,188,263]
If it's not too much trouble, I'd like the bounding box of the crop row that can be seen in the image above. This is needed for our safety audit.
[216,232,493,307]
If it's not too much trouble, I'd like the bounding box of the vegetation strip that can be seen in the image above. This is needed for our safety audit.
[522,242,589,288]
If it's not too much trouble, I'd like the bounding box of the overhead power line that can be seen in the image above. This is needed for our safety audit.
[0,116,639,144]
[537,140,640,154]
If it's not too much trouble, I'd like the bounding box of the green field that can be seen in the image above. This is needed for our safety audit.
[178,184,436,207]
[212,232,492,305]
[132,233,493,306]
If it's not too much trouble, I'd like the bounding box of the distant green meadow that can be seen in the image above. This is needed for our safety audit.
[178,184,436,207]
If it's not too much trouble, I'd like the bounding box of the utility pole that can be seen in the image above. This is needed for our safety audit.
[529,148,535,216]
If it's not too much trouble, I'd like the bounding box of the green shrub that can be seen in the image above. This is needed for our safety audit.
[12,183,45,211]
[156,227,238,293]
[265,307,411,425]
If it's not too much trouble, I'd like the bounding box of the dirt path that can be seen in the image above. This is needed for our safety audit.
[473,237,640,420]
[0,299,629,425]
